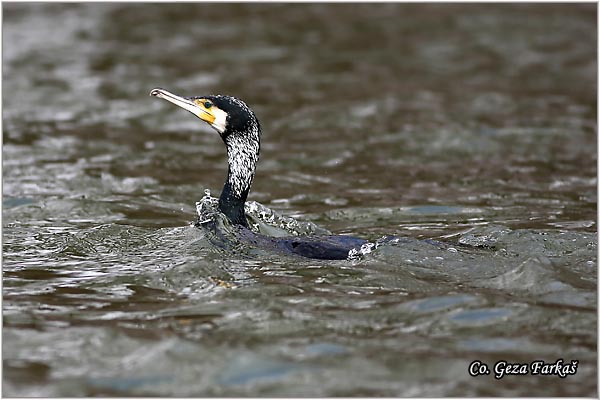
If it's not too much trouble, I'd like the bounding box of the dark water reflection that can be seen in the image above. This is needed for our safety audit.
[3,3,597,397]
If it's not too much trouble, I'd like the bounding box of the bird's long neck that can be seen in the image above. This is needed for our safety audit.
[218,137,259,227]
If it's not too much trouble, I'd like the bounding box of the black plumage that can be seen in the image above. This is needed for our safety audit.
[151,88,367,260]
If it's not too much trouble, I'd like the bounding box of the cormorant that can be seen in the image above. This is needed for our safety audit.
[150,88,368,260]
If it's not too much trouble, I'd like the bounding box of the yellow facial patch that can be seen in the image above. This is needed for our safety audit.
[193,99,216,124]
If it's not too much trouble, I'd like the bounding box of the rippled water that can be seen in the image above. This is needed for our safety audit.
[3,3,597,397]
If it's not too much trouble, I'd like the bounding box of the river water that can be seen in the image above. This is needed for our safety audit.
[2,3,597,397]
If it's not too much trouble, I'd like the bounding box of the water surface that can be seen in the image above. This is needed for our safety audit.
[3,3,597,396]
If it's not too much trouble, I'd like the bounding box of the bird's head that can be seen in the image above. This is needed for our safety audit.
[150,87,261,212]
[150,88,260,143]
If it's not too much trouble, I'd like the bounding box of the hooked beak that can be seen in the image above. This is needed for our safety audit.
[150,88,215,125]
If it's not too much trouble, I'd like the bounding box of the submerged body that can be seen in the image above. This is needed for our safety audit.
[235,225,367,260]
[151,88,366,260]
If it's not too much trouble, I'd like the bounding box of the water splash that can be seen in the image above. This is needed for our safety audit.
[195,189,331,238]
[347,241,378,260]
[195,189,220,225]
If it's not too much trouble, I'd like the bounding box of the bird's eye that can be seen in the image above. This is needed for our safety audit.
[204,101,212,109]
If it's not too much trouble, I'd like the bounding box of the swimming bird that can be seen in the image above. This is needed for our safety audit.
[150,88,368,260]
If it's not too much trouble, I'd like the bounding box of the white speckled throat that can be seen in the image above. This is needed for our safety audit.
[225,135,260,198]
